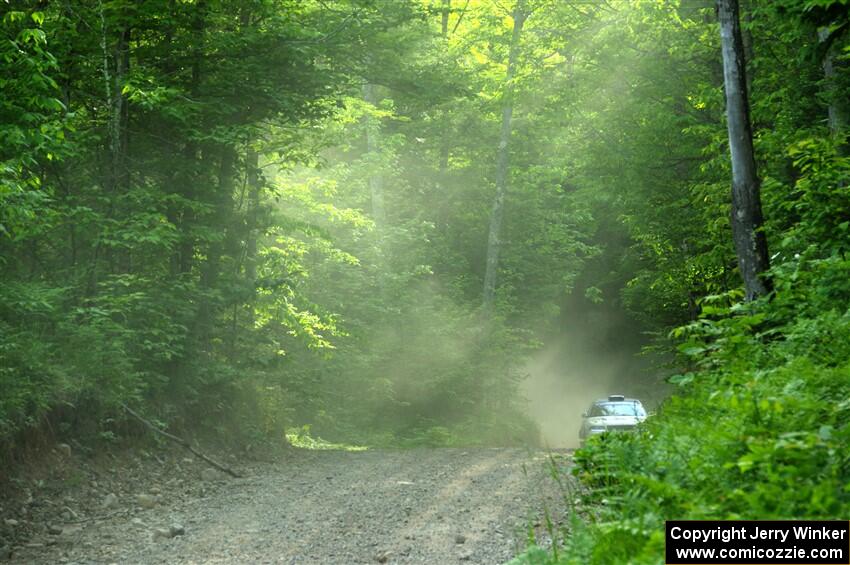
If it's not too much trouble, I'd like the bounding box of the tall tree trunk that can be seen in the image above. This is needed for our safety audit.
[244,146,260,290]
[93,2,131,286]
[113,23,131,273]
[483,0,525,310]
[740,0,755,94]
[181,4,205,276]
[222,144,262,360]
[438,0,451,180]
[362,83,385,228]
[818,27,848,139]
[98,3,130,194]
[112,24,130,193]
[717,0,771,301]
[167,0,208,387]
[196,146,236,350]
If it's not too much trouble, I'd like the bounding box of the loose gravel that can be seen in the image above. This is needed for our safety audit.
[10,448,570,564]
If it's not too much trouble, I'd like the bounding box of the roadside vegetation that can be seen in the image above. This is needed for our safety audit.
[518,272,850,563]
[508,0,850,562]
[2,0,849,562]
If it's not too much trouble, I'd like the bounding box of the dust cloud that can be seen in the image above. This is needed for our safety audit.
[521,324,669,449]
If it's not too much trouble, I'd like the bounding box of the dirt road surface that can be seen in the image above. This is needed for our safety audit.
[12,448,570,564]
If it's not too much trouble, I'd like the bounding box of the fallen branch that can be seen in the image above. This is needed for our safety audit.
[120,403,242,478]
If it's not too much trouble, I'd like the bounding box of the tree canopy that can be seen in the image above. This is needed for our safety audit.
[3,1,850,558]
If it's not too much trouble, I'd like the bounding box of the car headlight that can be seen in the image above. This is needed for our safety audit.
[589,426,606,432]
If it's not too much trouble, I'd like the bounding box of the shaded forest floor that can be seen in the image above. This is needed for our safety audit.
[2,446,570,564]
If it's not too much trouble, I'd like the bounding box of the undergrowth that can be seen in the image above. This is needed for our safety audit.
[511,248,850,563]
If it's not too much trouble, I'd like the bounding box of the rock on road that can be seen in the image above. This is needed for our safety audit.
[13,448,569,564]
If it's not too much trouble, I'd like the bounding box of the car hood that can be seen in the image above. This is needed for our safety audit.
[586,415,643,427]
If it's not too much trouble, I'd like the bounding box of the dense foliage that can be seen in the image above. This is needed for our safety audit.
[1,0,601,452]
[505,0,850,563]
[3,0,850,561]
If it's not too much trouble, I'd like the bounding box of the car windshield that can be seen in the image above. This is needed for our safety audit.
[589,402,645,417]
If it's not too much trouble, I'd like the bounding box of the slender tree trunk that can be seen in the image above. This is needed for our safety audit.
[196,146,236,349]
[717,0,771,301]
[483,0,525,310]
[98,3,130,194]
[112,24,130,193]
[164,0,205,388]
[221,144,262,360]
[438,139,450,178]
[113,24,131,273]
[93,2,131,284]
[438,0,451,180]
[58,2,76,271]
[179,20,203,277]
[818,27,848,139]
[89,0,112,292]
[98,0,112,156]
[740,0,755,94]
[245,146,260,289]
[362,83,385,228]
[162,0,182,278]
[243,144,261,333]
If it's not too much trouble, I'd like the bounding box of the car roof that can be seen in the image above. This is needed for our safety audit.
[593,398,643,405]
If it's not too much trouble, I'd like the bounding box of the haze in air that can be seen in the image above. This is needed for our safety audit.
[2,0,850,563]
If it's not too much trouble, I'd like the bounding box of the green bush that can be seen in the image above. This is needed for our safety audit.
[517,294,850,564]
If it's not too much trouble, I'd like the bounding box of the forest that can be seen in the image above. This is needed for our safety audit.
[2,0,850,562]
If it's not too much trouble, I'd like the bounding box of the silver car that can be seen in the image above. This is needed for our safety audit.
[579,395,647,444]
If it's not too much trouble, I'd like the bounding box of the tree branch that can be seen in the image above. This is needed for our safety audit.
[121,403,242,478]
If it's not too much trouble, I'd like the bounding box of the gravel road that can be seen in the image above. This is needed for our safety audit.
[12,448,570,564]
